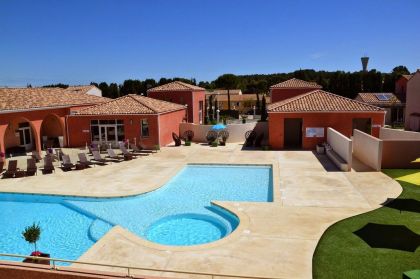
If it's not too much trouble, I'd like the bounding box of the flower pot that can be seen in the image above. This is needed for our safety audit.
[316,144,325,154]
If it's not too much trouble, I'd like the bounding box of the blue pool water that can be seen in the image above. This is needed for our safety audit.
[0,165,272,262]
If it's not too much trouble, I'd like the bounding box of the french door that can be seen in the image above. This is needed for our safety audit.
[99,125,117,146]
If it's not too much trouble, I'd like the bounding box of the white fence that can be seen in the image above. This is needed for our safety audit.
[379,127,420,140]
[353,129,383,171]
[326,128,352,171]
[179,122,268,143]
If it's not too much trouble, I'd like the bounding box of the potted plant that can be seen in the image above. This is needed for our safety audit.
[316,143,325,154]
[211,140,218,147]
[22,223,49,265]
[185,141,191,146]
[241,115,247,124]
[154,144,160,152]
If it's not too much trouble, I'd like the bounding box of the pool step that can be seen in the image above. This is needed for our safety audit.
[88,219,114,242]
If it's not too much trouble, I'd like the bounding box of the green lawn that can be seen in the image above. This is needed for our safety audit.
[313,169,420,279]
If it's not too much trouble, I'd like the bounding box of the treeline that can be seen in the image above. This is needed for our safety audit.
[42,66,411,100]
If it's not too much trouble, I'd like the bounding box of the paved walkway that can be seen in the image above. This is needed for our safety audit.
[0,144,402,279]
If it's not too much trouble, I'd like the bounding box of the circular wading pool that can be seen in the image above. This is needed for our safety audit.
[145,213,228,246]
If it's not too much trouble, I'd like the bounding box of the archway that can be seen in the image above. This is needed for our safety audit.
[3,117,38,157]
[40,114,65,149]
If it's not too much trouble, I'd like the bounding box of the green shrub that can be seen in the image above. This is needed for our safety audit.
[211,141,218,147]
[185,141,191,146]
[22,223,41,252]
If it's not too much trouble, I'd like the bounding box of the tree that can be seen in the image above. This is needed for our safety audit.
[261,95,268,121]
[392,66,410,77]
[215,74,238,111]
[22,223,41,253]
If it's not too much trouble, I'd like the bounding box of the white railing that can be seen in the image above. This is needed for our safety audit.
[0,253,280,279]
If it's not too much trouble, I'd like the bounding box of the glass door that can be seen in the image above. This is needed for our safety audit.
[18,126,33,151]
[98,125,118,147]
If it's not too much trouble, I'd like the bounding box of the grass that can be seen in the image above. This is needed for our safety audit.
[313,169,420,279]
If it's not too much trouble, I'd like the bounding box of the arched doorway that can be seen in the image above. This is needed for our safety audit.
[40,114,65,149]
[3,117,37,157]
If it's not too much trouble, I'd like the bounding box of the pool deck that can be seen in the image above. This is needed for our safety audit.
[0,144,402,279]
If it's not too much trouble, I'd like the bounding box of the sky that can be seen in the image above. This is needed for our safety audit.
[1,0,419,86]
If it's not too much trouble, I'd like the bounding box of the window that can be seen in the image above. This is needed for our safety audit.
[141,119,149,137]
[90,119,125,143]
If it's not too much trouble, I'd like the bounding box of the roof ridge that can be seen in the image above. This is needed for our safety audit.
[128,94,158,114]
[268,89,319,109]
[321,90,384,110]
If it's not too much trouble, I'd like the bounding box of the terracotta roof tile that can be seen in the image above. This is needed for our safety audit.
[147,81,205,92]
[75,94,186,115]
[0,87,109,112]
[356,93,402,106]
[63,85,97,94]
[267,90,383,112]
[270,78,322,89]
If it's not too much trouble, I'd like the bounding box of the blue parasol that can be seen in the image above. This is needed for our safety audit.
[212,123,226,131]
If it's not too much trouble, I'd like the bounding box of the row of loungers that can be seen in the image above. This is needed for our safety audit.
[1,144,156,178]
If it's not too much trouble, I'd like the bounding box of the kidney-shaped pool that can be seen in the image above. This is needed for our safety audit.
[0,164,273,262]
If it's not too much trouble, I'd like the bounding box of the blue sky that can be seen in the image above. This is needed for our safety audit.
[1,0,419,86]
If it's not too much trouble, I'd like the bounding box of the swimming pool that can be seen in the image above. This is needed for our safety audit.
[0,164,272,262]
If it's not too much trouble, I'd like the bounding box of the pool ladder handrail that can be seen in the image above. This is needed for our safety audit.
[0,253,281,279]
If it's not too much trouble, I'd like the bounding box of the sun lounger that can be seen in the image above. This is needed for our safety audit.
[77,153,95,168]
[92,151,108,165]
[129,144,152,154]
[61,154,76,171]
[107,149,124,162]
[26,158,38,176]
[42,156,55,174]
[55,148,66,161]
[31,151,42,163]
[3,160,18,178]
[118,143,137,159]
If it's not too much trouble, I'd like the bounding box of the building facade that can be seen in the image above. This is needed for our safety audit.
[405,70,420,131]
[0,87,108,156]
[355,93,404,125]
[270,78,322,103]
[67,95,186,149]
[147,81,205,124]
[268,90,385,149]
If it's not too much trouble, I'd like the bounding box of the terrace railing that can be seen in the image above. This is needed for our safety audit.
[0,253,280,279]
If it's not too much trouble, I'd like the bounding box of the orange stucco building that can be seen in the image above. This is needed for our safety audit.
[0,86,109,156]
[147,81,205,124]
[270,78,322,103]
[67,94,186,149]
[0,86,186,156]
[268,90,385,149]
